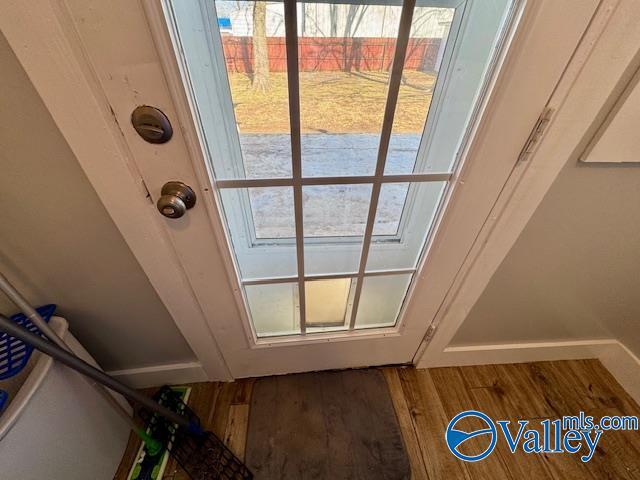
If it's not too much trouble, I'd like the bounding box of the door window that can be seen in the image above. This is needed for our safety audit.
[166,0,515,338]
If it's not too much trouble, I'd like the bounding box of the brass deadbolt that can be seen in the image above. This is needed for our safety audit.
[131,106,173,144]
[157,181,196,219]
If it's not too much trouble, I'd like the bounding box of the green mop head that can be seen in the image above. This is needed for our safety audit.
[127,386,192,480]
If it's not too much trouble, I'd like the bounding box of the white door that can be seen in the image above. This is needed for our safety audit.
[41,0,597,378]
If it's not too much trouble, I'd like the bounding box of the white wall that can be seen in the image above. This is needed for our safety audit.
[451,158,640,357]
[0,33,195,371]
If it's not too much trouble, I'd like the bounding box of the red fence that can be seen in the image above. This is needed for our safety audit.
[221,36,441,73]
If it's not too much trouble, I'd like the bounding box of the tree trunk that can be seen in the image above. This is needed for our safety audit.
[252,1,270,91]
[330,5,338,37]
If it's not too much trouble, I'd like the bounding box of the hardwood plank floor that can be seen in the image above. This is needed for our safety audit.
[114,360,640,479]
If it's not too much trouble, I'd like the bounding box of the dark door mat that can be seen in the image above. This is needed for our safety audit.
[245,369,410,479]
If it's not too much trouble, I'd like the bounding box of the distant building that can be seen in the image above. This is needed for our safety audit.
[216,2,453,39]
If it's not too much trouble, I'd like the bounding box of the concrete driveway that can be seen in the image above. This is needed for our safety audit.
[240,133,421,239]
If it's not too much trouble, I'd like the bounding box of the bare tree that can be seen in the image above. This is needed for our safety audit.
[342,5,368,72]
[252,1,270,91]
[329,4,338,37]
[343,4,368,38]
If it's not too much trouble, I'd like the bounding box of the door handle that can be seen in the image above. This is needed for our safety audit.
[157,181,196,219]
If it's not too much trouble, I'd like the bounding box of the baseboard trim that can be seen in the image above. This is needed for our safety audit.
[422,338,640,405]
[104,341,640,403]
[106,361,208,389]
[599,342,640,405]
[429,339,617,367]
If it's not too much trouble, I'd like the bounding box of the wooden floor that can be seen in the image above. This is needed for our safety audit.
[115,360,640,479]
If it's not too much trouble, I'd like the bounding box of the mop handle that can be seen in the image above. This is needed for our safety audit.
[0,313,196,431]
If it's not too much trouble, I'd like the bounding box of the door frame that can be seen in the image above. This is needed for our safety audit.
[1,0,600,379]
[418,0,629,368]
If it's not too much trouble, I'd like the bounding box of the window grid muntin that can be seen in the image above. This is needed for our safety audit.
[346,0,418,329]
[283,0,307,333]
[218,178,451,245]
[241,267,418,286]
[218,174,453,250]
[210,0,464,338]
[240,0,424,335]
[166,0,519,340]
[225,0,452,337]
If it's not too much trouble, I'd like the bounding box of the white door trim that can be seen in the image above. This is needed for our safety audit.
[0,0,232,380]
[416,0,638,368]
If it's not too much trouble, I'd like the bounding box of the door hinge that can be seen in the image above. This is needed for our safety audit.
[517,107,554,163]
[424,323,437,343]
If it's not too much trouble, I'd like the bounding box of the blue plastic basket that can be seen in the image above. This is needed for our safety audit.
[0,390,7,411]
[0,304,56,380]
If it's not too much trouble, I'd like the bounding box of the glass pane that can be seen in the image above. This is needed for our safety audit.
[249,187,295,239]
[373,182,409,236]
[355,274,412,328]
[303,184,371,237]
[303,184,370,275]
[217,0,292,179]
[305,278,352,326]
[245,283,300,337]
[385,0,512,174]
[299,2,403,177]
[385,6,454,175]
[367,182,445,271]
[169,0,292,180]
[219,187,297,279]
[168,0,516,339]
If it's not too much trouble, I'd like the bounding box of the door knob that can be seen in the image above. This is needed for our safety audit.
[157,181,196,219]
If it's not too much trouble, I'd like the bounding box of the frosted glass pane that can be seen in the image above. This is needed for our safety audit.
[245,283,300,337]
[355,274,412,329]
[305,278,351,326]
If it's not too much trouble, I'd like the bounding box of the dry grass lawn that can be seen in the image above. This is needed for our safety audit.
[228,70,436,134]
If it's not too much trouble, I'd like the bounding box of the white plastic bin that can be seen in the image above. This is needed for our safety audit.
[0,316,131,479]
